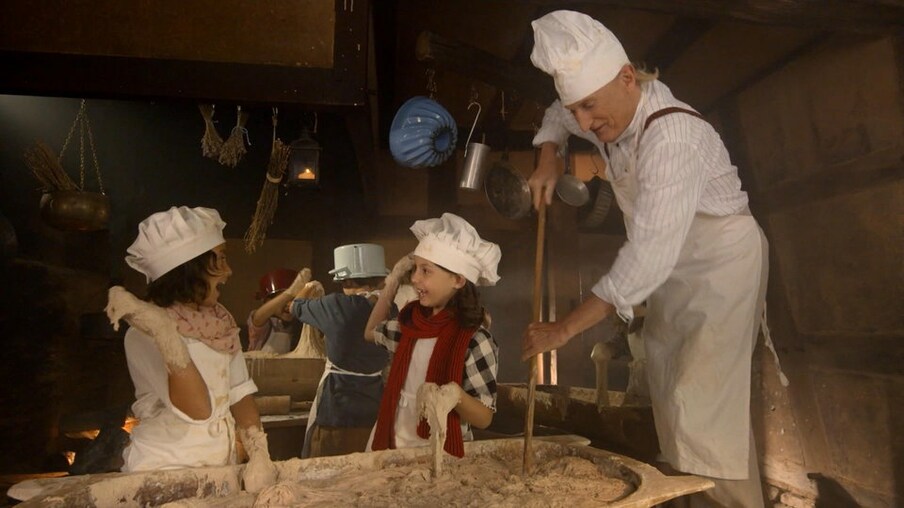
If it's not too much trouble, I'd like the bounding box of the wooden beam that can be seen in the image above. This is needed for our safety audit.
[642,18,716,72]
[0,0,370,106]
[416,31,557,105]
[515,0,904,35]
[0,51,364,106]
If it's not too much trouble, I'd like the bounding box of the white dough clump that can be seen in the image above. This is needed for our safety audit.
[106,286,191,369]
[416,382,461,477]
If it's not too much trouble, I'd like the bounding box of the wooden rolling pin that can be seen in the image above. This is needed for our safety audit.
[254,395,291,415]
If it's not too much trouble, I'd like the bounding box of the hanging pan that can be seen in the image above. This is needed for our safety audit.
[484,154,531,220]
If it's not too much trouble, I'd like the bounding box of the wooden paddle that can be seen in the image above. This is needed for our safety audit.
[523,199,546,475]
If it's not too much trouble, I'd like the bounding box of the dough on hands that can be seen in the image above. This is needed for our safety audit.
[389,254,415,282]
[106,286,190,368]
[416,382,461,477]
[240,426,279,494]
[286,268,312,297]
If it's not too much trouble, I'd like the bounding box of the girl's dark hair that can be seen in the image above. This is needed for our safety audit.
[447,281,485,329]
[435,263,485,329]
[340,277,384,290]
[146,251,216,307]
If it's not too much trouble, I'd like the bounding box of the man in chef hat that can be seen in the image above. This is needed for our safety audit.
[522,10,770,507]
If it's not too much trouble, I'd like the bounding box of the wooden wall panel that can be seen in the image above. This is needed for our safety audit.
[0,0,335,68]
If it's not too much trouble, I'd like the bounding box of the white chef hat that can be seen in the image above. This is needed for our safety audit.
[126,206,226,282]
[411,213,501,287]
[530,10,630,106]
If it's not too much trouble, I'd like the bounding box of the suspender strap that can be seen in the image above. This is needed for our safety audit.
[604,106,705,158]
[641,107,704,141]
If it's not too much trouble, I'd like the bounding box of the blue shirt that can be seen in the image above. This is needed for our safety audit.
[291,293,388,427]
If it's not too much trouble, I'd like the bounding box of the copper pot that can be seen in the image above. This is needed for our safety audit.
[40,190,111,231]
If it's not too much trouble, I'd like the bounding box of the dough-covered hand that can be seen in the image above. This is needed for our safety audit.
[528,150,560,211]
[240,426,278,494]
[304,280,324,296]
[286,268,312,297]
[106,286,190,368]
[388,254,415,284]
[417,382,461,421]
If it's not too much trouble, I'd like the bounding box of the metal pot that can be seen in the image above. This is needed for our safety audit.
[40,190,111,231]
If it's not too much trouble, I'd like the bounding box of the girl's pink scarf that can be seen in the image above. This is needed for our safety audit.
[167,302,241,355]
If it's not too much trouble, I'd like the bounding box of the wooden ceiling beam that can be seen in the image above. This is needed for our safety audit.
[516,0,904,35]
[415,31,557,105]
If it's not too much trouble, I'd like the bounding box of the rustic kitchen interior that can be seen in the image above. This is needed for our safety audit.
[0,0,901,506]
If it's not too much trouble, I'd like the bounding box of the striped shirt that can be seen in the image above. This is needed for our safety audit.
[533,80,749,320]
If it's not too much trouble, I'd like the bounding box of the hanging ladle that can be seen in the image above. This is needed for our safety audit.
[554,143,590,207]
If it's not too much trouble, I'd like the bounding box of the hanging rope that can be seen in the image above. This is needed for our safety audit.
[425,68,437,99]
[244,107,291,253]
[25,99,105,193]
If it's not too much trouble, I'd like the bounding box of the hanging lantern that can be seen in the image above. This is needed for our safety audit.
[286,128,321,187]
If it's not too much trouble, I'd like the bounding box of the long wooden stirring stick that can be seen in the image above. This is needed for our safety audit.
[523,199,547,475]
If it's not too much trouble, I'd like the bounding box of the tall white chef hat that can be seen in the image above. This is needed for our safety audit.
[530,10,630,106]
[126,206,226,282]
[411,213,501,287]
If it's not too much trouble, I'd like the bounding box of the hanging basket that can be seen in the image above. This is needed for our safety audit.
[39,190,111,232]
[34,99,111,231]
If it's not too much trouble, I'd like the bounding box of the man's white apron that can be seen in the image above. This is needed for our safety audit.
[608,119,768,480]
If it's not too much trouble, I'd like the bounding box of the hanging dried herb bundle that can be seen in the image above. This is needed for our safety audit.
[24,141,77,191]
[244,109,290,253]
[198,104,224,159]
[218,105,249,167]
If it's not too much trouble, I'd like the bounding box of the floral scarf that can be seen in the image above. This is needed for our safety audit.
[167,302,241,355]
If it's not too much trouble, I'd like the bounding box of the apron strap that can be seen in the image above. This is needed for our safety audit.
[327,363,382,377]
[761,303,790,387]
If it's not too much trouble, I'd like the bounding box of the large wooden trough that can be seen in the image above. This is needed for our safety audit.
[12,436,710,507]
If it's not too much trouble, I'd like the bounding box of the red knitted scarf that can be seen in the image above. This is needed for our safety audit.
[371,302,475,457]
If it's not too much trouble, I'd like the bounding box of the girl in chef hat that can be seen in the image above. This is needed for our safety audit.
[364,213,501,457]
[105,206,289,493]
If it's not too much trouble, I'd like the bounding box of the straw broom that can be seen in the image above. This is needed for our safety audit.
[24,141,77,191]
[198,104,224,159]
[244,109,290,253]
[218,105,250,167]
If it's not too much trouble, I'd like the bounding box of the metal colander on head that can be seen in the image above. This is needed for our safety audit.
[329,243,390,281]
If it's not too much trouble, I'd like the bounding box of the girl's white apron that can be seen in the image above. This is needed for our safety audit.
[124,338,237,471]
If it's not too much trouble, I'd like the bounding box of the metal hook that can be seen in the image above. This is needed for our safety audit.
[464,101,482,157]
